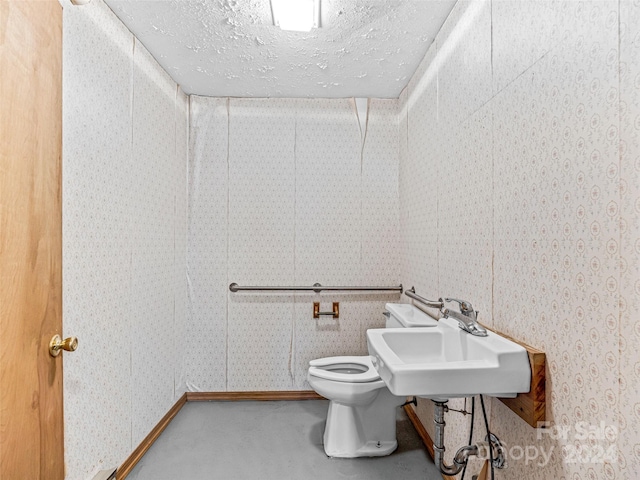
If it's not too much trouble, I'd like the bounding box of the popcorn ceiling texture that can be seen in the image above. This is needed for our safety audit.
[103,0,456,98]
[399,0,640,478]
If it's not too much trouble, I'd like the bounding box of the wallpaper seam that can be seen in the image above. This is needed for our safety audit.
[359,101,364,288]
[616,0,623,459]
[225,97,230,392]
[357,99,363,350]
[489,68,496,433]
[173,84,178,401]
[435,40,440,301]
[290,107,297,385]
[490,0,494,86]
[359,99,368,283]
[128,34,136,455]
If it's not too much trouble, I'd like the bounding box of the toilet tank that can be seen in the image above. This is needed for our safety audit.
[384,303,439,328]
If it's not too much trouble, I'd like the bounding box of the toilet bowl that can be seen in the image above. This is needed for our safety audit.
[307,303,438,458]
[308,355,404,457]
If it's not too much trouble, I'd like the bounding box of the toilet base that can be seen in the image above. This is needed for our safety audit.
[321,387,405,458]
[326,439,398,458]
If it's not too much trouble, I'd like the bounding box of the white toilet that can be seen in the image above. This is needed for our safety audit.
[307,302,438,458]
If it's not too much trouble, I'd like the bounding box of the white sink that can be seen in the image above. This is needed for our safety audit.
[366,317,531,399]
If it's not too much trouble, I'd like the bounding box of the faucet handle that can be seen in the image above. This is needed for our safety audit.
[444,298,474,313]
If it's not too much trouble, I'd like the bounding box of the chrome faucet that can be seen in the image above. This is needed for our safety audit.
[441,298,488,337]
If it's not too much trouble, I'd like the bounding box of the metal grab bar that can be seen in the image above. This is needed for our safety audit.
[404,286,444,309]
[229,282,403,293]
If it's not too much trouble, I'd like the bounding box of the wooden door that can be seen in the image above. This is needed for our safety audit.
[0,0,64,479]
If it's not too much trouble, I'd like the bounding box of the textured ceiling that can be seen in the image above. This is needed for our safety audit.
[104,0,456,98]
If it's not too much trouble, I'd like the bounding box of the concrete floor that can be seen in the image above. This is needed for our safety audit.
[126,399,443,480]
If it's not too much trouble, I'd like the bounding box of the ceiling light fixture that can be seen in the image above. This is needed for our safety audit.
[271,0,320,32]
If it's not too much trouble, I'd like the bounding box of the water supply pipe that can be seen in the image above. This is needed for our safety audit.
[432,400,505,476]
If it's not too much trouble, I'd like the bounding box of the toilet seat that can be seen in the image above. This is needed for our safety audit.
[308,356,380,383]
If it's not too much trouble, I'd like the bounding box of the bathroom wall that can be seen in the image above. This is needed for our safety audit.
[59,0,639,478]
[399,0,639,478]
[186,97,400,392]
[62,1,188,478]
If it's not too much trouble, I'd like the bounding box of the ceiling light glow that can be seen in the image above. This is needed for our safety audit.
[271,0,319,32]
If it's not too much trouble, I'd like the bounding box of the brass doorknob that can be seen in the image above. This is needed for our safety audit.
[49,334,78,357]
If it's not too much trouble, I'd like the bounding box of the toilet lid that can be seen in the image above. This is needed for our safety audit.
[308,356,380,383]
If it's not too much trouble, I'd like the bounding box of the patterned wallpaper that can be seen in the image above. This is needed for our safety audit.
[62,1,188,478]
[619,1,640,477]
[60,0,639,479]
[399,0,640,478]
[187,97,401,392]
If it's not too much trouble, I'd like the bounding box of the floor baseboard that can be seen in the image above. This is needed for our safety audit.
[117,393,187,479]
[186,390,324,402]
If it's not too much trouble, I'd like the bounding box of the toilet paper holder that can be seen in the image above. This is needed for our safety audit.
[314,302,339,319]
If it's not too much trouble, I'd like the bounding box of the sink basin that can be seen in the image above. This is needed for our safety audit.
[366,317,531,399]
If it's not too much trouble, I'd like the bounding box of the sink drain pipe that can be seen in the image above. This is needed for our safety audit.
[432,399,504,477]
[433,399,479,476]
